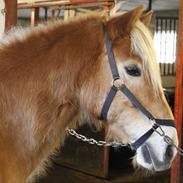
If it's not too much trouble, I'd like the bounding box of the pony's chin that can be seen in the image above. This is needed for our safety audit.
[132,146,155,173]
[132,155,155,176]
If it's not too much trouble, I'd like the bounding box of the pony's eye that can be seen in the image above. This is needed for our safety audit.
[124,64,141,77]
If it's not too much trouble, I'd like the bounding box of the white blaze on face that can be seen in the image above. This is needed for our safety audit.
[0,0,5,38]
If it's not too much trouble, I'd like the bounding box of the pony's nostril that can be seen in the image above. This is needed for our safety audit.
[142,145,152,164]
[165,145,174,161]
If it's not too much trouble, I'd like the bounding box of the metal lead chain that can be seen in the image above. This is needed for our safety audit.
[152,122,183,156]
[66,127,183,156]
[66,128,129,148]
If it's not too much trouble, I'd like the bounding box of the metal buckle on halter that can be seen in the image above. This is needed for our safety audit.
[113,78,124,89]
[151,119,165,137]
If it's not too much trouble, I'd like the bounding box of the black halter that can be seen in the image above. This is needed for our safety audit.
[100,30,176,151]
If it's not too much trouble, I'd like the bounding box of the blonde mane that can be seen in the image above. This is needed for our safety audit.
[131,21,163,96]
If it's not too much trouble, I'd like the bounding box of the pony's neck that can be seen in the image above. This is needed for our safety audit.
[0,15,105,99]
[0,15,107,179]
[42,15,105,99]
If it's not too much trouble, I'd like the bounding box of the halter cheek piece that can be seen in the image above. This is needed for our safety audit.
[100,30,176,151]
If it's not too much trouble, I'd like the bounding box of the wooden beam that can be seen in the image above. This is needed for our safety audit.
[171,0,183,183]
[31,7,39,27]
[5,0,17,31]
[17,0,114,9]
[52,2,113,11]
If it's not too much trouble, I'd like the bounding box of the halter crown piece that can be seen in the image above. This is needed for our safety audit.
[100,27,176,151]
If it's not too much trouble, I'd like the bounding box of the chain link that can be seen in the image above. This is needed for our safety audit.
[152,122,183,156]
[66,128,129,148]
[66,127,183,156]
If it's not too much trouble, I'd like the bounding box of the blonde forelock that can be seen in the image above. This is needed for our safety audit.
[130,21,163,97]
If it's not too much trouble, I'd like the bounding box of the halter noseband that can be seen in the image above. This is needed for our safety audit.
[100,29,176,151]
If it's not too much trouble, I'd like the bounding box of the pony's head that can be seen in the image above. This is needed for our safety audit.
[78,6,178,172]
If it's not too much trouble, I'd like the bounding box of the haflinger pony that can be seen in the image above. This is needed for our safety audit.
[0,5,178,183]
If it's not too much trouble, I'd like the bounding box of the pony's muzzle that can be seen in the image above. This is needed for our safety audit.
[140,143,176,171]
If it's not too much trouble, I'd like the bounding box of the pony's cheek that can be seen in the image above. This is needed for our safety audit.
[108,124,131,144]
[109,109,151,143]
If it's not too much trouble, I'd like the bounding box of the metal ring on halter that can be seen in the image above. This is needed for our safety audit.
[151,119,166,137]
[113,78,124,89]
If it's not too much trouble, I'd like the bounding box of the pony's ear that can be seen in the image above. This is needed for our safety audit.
[140,10,153,26]
[106,5,144,40]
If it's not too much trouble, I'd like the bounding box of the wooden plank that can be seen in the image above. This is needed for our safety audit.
[52,2,113,11]
[170,0,183,182]
[4,0,17,31]
[18,0,69,4]
[17,0,114,9]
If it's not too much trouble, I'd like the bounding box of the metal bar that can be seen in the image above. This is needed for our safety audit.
[171,0,183,182]
[174,19,178,75]
[174,19,177,75]
[163,18,166,75]
[160,18,164,75]
[167,19,171,75]
[170,18,173,75]
[165,18,168,75]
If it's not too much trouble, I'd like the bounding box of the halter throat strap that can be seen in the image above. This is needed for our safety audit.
[100,29,176,151]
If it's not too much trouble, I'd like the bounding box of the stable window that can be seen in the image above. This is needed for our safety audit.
[154,17,178,76]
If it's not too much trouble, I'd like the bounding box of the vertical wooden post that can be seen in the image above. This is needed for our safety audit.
[5,0,17,31]
[0,0,5,37]
[171,0,183,183]
[64,9,76,21]
[31,8,39,26]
